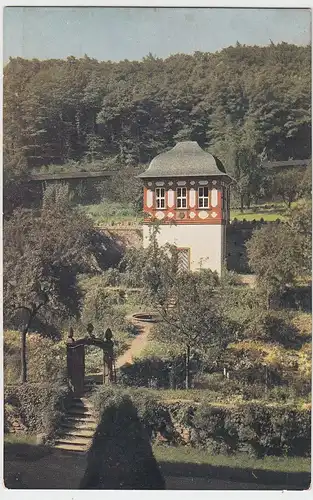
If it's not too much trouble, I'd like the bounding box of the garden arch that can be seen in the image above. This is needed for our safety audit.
[66,327,115,395]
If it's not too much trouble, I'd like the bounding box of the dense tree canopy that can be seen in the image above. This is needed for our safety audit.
[4,44,311,174]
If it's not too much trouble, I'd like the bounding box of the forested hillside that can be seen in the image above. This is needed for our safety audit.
[4,43,311,172]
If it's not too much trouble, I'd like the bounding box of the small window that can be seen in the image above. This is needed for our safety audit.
[198,187,209,208]
[155,188,166,209]
[176,187,187,208]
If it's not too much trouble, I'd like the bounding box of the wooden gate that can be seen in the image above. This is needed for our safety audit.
[67,343,85,394]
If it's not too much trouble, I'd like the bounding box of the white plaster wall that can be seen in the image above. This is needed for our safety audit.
[143,224,224,275]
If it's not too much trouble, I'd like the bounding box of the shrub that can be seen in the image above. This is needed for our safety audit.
[91,387,310,457]
[243,310,299,346]
[4,382,73,441]
[190,402,311,458]
[4,331,67,385]
[192,404,231,454]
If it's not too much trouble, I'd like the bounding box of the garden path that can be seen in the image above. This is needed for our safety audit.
[115,316,152,368]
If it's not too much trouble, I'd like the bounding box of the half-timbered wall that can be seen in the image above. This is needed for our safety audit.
[143,177,230,225]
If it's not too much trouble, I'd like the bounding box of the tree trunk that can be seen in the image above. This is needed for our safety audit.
[246,194,251,209]
[240,194,244,213]
[185,344,190,389]
[21,330,27,383]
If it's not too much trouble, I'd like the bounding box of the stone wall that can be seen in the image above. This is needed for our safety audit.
[96,219,283,273]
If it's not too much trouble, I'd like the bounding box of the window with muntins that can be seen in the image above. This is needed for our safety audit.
[155,188,166,209]
[198,187,209,208]
[176,187,187,208]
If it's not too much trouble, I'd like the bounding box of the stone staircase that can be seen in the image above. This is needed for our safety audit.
[54,386,98,453]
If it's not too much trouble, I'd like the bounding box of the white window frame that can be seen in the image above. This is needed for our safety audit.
[155,188,166,209]
[176,187,187,209]
[198,186,209,208]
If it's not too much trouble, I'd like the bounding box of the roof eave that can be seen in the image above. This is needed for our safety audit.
[137,172,232,180]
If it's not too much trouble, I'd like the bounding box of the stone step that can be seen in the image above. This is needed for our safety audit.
[59,428,95,438]
[54,443,88,453]
[55,436,91,447]
[65,414,97,424]
[61,420,97,431]
[67,407,94,416]
[70,401,94,411]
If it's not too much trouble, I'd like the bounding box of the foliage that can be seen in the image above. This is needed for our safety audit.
[90,386,310,457]
[82,199,141,225]
[4,44,311,211]
[288,200,312,273]
[80,276,137,361]
[246,222,307,305]
[4,383,73,440]
[3,183,111,381]
[222,339,311,392]
[271,168,307,207]
[241,309,300,346]
[81,391,165,489]
[190,402,311,458]
[4,185,97,330]
[98,168,144,213]
[3,152,32,216]
[4,330,67,385]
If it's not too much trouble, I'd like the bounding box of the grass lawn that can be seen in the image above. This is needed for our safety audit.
[230,210,286,221]
[80,201,141,225]
[153,444,311,473]
[142,388,310,408]
[5,434,310,474]
[230,199,307,221]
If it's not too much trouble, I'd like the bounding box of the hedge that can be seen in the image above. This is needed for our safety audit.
[91,386,311,458]
[181,402,311,458]
[4,382,73,441]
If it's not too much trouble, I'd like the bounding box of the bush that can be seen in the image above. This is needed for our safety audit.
[192,404,230,454]
[4,331,67,385]
[190,402,311,458]
[243,310,299,346]
[4,382,73,441]
[90,386,310,457]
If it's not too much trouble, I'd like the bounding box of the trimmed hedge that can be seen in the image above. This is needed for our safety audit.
[4,383,73,441]
[181,402,311,458]
[91,386,311,458]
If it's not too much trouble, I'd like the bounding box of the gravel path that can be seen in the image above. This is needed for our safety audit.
[115,319,152,368]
